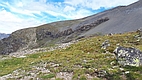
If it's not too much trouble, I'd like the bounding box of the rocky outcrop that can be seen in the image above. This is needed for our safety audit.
[35,17,109,40]
[0,37,24,54]
[113,46,142,67]
[79,17,109,32]
[76,17,109,32]
[0,28,37,54]
[55,28,74,38]
[36,29,53,40]
[55,17,109,38]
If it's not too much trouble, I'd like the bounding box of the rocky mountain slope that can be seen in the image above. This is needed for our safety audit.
[0,0,142,54]
[0,33,9,40]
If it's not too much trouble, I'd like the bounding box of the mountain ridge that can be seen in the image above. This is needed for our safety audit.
[0,0,142,54]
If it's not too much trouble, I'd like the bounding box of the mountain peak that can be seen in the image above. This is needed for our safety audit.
[0,0,142,54]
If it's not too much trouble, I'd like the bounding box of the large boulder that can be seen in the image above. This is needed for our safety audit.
[113,46,142,67]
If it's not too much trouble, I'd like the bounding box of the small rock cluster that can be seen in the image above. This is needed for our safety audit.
[0,62,51,80]
[49,40,77,51]
[114,46,142,67]
[135,28,142,41]
[101,40,110,50]
[7,40,77,58]
[56,72,73,80]
[0,62,73,80]
[9,48,47,58]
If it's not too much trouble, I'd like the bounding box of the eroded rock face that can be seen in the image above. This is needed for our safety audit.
[36,29,54,40]
[76,17,109,32]
[0,28,37,54]
[0,17,109,54]
[55,17,109,38]
[55,28,74,38]
[113,46,142,67]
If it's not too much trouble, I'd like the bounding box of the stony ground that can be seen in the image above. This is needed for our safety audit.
[0,40,78,80]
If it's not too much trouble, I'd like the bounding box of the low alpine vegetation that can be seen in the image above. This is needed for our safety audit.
[0,31,142,80]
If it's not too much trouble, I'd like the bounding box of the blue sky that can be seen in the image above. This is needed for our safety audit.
[0,0,138,33]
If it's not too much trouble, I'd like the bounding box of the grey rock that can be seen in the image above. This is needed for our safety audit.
[101,40,110,50]
[56,72,73,80]
[95,70,108,78]
[137,27,142,35]
[113,46,142,67]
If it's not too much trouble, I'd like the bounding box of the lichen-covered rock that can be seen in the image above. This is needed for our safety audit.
[113,46,142,67]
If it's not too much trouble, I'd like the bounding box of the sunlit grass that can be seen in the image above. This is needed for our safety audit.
[0,31,142,79]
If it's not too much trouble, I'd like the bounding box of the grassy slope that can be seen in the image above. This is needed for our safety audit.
[0,31,142,80]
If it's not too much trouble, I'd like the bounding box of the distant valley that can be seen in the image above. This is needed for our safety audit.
[0,33,9,40]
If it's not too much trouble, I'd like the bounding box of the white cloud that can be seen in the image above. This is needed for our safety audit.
[0,9,45,33]
[64,9,93,19]
[0,9,22,22]
[0,20,45,34]
[63,6,75,12]
[64,0,138,10]
[17,2,23,7]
